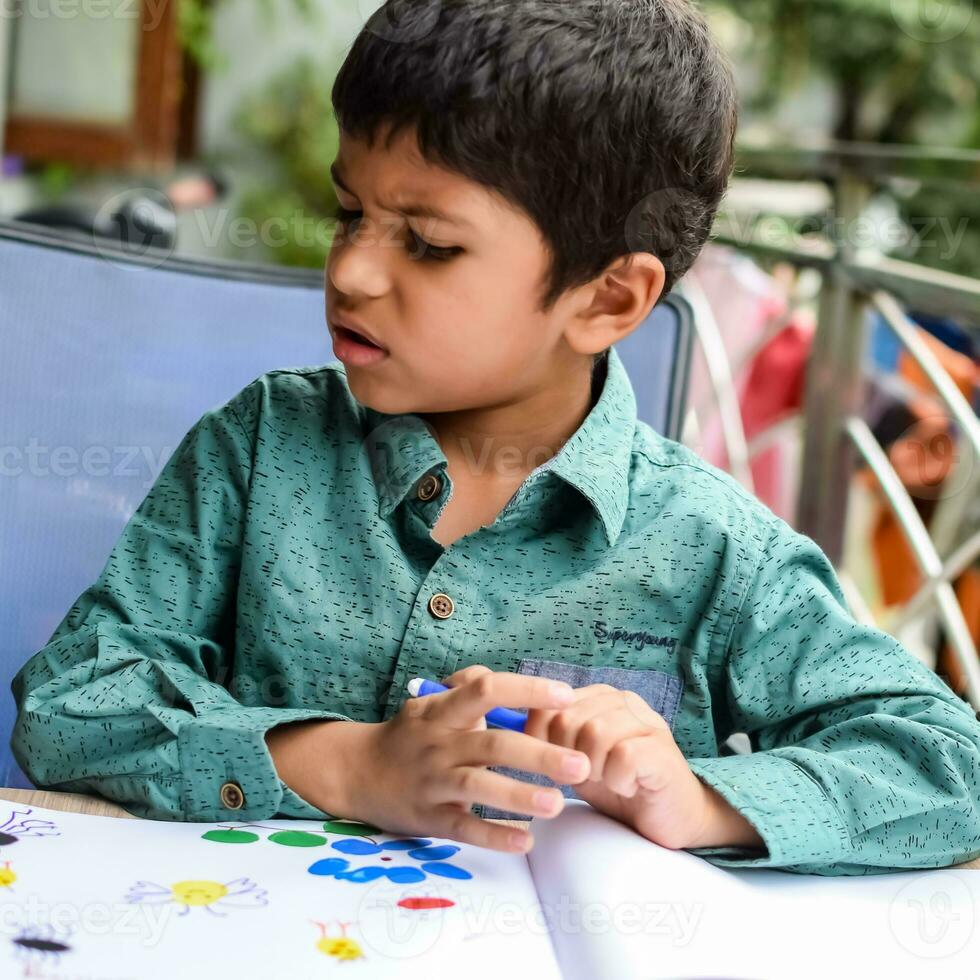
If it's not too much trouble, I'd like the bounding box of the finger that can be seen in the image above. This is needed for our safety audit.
[440,663,492,688]
[428,802,534,853]
[561,685,668,729]
[568,683,621,702]
[523,685,618,739]
[544,691,626,749]
[621,689,671,730]
[424,670,575,729]
[575,709,652,783]
[603,735,667,797]
[437,766,566,820]
[523,705,561,740]
[449,728,591,785]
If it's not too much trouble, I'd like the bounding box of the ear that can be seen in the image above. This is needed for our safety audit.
[564,253,666,357]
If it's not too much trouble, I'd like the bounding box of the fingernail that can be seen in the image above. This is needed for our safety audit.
[534,789,561,813]
[510,831,531,851]
[549,682,574,703]
[562,753,588,777]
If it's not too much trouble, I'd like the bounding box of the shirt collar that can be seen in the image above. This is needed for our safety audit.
[359,345,637,548]
[545,346,636,547]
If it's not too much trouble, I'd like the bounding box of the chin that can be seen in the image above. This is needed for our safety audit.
[345,373,413,416]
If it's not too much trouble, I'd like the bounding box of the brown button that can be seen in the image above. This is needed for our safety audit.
[428,592,455,619]
[417,473,442,502]
[219,781,245,810]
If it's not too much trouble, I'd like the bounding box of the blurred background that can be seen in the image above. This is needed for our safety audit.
[1,1,978,713]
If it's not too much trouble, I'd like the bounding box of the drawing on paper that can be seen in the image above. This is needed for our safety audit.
[397,896,455,910]
[308,839,472,885]
[202,818,382,848]
[0,809,61,848]
[125,876,269,917]
[0,860,17,890]
[200,819,472,882]
[10,923,74,974]
[310,919,365,962]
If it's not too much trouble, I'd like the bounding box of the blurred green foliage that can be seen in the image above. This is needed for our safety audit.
[232,58,341,268]
[707,0,980,277]
[707,0,980,142]
[36,163,77,201]
[178,0,315,70]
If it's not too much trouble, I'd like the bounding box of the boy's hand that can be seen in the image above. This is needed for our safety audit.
[339,667,592,853]
[524,682,765,852]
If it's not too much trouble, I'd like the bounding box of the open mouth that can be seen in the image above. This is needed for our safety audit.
[336,325,384,351]
[331,322,390,366]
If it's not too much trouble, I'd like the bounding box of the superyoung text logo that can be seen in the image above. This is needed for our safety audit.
[593,621,677,653]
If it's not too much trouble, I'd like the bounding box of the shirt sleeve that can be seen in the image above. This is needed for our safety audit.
[277,781,333,819]
[686,517,980,875]
[9,381,351,822]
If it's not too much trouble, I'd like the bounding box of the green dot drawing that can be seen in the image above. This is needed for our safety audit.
[267,830,328,848]
[202,819,384,849]
[201,829,261,845]
[322,820,382,837]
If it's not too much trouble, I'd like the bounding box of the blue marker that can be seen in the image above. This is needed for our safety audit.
[406,677,528,732]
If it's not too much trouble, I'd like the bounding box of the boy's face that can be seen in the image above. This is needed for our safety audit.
[325,124,590,417]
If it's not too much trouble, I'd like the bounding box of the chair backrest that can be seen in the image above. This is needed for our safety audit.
[0,219,692,789]
[616,291,693,440]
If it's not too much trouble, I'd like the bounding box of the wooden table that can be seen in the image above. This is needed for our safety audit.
[1,788,976,870]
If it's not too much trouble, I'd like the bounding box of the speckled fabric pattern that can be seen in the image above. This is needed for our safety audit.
[10,347,980,875]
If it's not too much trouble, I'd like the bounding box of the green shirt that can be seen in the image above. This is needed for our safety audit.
[11,348,980,875]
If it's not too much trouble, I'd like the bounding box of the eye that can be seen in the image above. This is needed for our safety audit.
[329,203,462,263]
[331,203,362,227]
[405,228,464,263]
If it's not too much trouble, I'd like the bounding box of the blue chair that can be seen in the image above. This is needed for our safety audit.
[0,219,693,790]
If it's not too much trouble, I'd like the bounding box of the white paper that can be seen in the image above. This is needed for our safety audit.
[0,803,562,979]
[527,799,980,979]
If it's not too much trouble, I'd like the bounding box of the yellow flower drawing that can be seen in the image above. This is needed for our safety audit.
[125,876,269,916]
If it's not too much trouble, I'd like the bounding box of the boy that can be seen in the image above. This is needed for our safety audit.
[11,0,980,876]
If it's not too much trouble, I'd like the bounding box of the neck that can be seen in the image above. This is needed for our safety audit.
[420,355,604,483]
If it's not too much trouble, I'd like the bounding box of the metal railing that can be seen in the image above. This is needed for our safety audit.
[687,142,980,708]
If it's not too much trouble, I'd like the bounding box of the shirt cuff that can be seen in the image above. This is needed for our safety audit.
[177,706,349,821]
[276,781,334,819]
[686,753,853,868]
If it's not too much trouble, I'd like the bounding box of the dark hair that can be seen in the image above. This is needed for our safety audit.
[332,0,737,311]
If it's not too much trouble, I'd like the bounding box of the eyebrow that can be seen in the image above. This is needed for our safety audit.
[330,162,473,229]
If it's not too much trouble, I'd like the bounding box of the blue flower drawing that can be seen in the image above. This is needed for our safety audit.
[308,837,473,884]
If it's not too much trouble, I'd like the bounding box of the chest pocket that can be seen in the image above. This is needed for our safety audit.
[478,657,684,821]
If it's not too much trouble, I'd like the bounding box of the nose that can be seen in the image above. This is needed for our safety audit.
[326,215,392,300]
